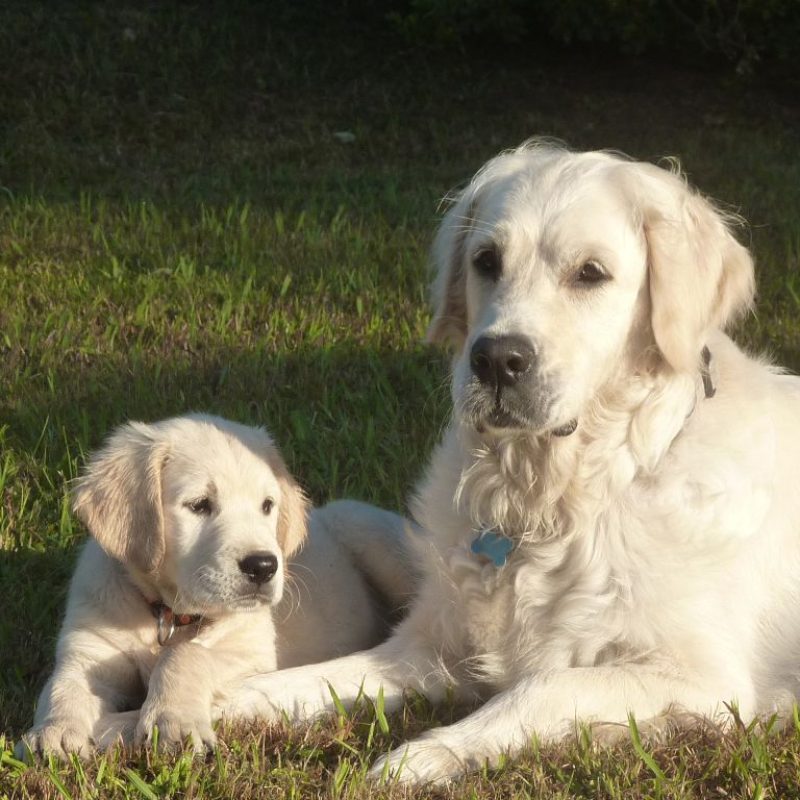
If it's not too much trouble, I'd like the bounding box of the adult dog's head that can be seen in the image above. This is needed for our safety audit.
[429,141,755,438]
[72,414,309,615]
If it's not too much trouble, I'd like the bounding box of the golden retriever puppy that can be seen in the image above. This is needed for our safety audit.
[216,141,800,783]
[18,414,413,757]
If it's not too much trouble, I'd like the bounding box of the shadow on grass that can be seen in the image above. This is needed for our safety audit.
[3,341,450,505]
[0,545,78,736]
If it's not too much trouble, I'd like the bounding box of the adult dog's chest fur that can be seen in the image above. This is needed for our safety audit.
[432,507,640,689]
[412,428,637,684]
[411,404,769,691]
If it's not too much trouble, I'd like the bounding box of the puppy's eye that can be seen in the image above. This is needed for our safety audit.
[186,497,212,515]
[575,260,608,285]
[473,247,502,281]
[262,498,274,515]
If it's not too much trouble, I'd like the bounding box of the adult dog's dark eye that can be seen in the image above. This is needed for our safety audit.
[576,260,608,285]
[473,247,502,281]
[186,497,212,515]
[262,498,274,515]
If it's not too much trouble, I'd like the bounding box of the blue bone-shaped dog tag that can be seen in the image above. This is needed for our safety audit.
[471,530,514,567]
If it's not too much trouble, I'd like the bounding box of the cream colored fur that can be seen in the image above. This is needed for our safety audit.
[216,142,800,784]
[18,414,414,758]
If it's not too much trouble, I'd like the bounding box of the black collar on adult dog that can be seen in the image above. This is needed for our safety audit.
[700,346,716,399]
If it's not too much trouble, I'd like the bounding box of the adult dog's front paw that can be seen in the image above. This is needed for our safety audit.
[15,721,94,761]
[213,685,282,724]
[369,733,467,785]
[135,706,216,753]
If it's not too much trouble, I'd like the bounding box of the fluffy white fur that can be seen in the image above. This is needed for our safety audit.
[18,414,414,758]
[215,141,800,784]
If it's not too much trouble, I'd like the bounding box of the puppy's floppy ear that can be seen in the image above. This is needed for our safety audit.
[72,422,168,574]
[266,447,310,558]
[426,189,476,348]
[634,162,755,374]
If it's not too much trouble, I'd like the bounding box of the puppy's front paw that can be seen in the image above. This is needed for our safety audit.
[135,706,216,753]
[16,721,94,761]
[369,734,466,786]
[94,709,140,751]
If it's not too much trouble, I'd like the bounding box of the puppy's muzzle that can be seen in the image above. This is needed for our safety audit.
[238,552,279,585]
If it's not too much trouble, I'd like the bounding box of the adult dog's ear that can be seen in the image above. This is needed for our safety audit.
[268,449,310,559]
[72,422,168,574]
[427,189,476,349]
[634,162,755,374]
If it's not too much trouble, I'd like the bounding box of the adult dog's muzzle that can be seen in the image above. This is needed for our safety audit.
[467,334,573,435]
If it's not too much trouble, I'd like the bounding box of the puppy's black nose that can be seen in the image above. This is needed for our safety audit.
[470,335,536,387]
[238,553,279,584]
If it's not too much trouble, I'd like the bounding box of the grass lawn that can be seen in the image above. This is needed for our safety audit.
[2,2,800,797]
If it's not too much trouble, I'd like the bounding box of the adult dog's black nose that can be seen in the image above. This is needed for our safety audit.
[470,335,536,387]
[238,553,279,584]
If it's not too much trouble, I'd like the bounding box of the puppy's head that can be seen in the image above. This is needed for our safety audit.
[72,414,309,615]
[428,140,754,437]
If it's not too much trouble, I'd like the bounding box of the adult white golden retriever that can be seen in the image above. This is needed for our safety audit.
[217,140,800,783]
[19,414,413,758]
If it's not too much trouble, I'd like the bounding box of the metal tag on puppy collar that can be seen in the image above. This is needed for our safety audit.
[156,606,176,646]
